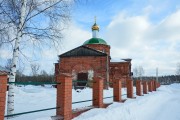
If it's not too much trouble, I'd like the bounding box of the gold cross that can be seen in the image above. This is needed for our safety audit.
[94,16,96,23]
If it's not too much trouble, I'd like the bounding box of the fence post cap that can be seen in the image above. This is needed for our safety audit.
[58,73,72,77]
[93,76,104,80]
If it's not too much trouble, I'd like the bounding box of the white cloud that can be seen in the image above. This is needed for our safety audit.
[105,9,180,75]
[59,22,91,54]
[147,10,180,42]
[0,50,12,59]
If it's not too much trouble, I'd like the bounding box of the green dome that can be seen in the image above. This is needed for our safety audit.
[83,38,107,45]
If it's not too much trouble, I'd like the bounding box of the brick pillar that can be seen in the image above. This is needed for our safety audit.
[93,77,103,108]
[157,82,160,88]
[127,79,133,98]
[0,74,7,120]
[148,81,152,92]
[154,80,157,91]
[56,74,72,120]
[113,79,122,102]
[151,80,154,91]
[151,80,153,91]
[143,81,148,94]
[136,80,142,96]
[152,80,155,91]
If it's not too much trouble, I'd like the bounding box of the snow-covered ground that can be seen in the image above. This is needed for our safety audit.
[5,84,180,120]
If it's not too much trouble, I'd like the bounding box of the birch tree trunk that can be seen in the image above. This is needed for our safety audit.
[7,0,27,115]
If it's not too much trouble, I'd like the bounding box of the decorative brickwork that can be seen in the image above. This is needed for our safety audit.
[113,79,122,102]
[56,74,72,120]
[0,74,7,120]
[143,81,148,94]
[127,80,133,98]
[136,80,142,96]
[93,77,103,108]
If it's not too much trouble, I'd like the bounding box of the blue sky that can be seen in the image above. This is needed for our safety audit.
[72,0,180,26]
[0,0,180,76]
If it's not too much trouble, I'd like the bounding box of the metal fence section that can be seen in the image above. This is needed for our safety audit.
[5,107,60,118]
[5,81,60,118]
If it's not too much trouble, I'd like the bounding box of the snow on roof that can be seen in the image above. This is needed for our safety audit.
[111,59,127,62]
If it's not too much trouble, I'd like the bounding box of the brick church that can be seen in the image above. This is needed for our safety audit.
[55,21,132,88]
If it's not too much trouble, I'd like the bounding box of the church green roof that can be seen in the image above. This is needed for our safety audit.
[83,38,107,45]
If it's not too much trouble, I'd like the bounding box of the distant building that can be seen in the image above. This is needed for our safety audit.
[55,20,132,88]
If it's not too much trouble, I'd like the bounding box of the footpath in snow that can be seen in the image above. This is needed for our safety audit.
[5,84,180,120]
[74,84,180,120]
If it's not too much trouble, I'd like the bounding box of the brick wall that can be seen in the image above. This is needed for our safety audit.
[0,74,7,120]
[109,62,131,87]
[59,56,108,84]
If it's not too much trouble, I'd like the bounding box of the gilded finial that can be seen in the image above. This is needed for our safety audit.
[92,16,99,31]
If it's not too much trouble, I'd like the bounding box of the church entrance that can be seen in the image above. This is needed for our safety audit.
[75,73,88,89]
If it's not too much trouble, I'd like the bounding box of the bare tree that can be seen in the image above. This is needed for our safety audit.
[133,66,144,80]
[133,67,138,78]
[176,62,180,75]
[5,58,24,77]
[138,66,144,80]
[0,0,72,115]
[40,70,48,76]
[5,58,12,71]
[30,63,40,76]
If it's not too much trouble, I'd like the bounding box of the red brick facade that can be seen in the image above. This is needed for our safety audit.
[58,56,108,83]
[55,46,131,88]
